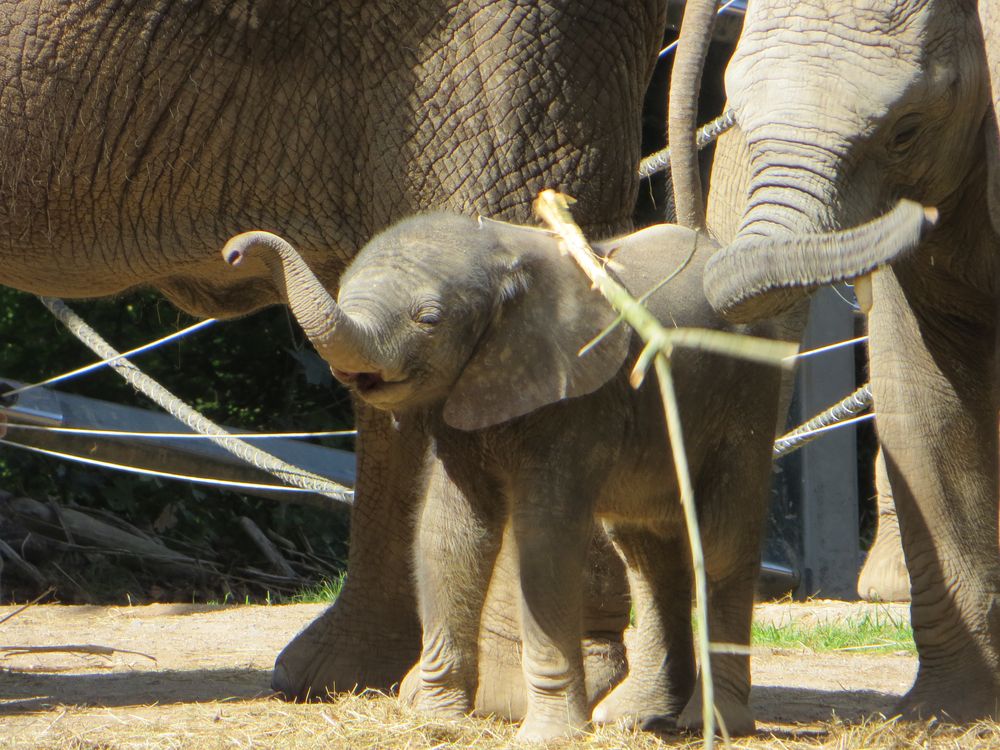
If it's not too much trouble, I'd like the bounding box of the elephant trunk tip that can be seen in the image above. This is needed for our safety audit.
[221,230,290,268]
[222,244,246,267]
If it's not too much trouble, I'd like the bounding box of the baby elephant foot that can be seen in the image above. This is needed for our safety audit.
[515,714,589,743]
[408,665,474,720]
[591,675,683,730]
[414,684,472,720]
[678,689,755,737]
[516,690,591,742]
[397,662,422,707]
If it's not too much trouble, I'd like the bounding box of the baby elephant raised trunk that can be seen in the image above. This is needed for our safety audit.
[703,200,939,323]
[221,231,380,379]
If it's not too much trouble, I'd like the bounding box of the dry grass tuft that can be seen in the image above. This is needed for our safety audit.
[4,692,1000,750]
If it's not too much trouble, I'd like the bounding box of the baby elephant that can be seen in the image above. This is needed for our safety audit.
[223,214,784,741]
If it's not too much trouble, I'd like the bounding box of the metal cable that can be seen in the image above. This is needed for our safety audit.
[773,384,874,458]
[2,318,218,397]
[35,297,353,505]
[0,439,333,495]
[784,335,869,363]
[3,424,357,440]
[638,109,737,178]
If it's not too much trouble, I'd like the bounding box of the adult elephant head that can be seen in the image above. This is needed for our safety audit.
[697,1,982,319]
[678,0,1000,722]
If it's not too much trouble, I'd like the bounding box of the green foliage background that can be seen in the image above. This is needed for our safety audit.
[0,287,355,602]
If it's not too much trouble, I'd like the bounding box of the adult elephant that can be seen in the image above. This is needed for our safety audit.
[675,0,1000,721]
[0,1,667,707]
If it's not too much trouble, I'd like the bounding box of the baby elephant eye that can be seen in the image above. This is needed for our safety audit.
[413,303,442,327]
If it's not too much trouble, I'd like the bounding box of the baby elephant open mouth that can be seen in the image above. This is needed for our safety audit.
[332,369,386,393]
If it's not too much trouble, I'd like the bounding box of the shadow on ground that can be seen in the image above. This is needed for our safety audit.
[751,685,899,725]
[0,668,277,713]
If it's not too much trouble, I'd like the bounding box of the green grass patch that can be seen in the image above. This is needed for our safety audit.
[283,574,347,604]
[278,581,915,655]
[751,611,915,654]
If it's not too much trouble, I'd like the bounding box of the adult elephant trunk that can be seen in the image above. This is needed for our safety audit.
[222,231,379,373]
[702,135,938,323]
[667,0,717,230]
[705,199,937,322]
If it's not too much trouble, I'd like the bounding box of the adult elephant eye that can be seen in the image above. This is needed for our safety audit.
[890,114,922,152]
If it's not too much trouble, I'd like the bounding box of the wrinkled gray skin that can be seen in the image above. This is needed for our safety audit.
[225,214,786,740]
[0,2,667,704]
[681,0,1000,721]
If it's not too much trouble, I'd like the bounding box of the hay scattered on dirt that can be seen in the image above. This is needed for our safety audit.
[4,693,1000,750]
[0,602,990,749]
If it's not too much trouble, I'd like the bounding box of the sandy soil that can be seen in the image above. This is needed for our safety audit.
[0,601,919,748]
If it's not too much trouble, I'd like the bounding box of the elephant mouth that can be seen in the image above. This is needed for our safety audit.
[333,369,383,391]
[332,369,409,400]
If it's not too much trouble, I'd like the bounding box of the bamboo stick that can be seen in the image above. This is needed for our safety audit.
[535,189,793,748]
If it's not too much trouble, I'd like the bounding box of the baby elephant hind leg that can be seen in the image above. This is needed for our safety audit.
[677,433,771,737]
[677,566,757,736]
[412,461,505,717]
[592,524,696,730]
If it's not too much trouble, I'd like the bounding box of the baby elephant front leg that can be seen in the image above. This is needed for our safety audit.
[414,464,503,717]
[512,502,593,741]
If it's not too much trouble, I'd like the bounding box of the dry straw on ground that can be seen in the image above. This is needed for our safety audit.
[0,601,985,748]
[4,693,1000,750]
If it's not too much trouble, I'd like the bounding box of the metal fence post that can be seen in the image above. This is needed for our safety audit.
[793,287,861,599]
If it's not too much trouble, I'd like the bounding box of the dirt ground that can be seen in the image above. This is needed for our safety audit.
[0,601,929,748]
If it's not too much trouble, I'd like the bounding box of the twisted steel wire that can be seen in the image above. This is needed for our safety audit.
[638,108,737,178]
[773,384,873,458]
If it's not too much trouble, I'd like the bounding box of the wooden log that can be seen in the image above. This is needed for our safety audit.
[0,537,48,589]
[1,379,355,511]
[238,516,299,580]
[0,495,211,578]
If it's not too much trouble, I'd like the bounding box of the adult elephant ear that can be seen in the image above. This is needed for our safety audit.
[979,1,1000,235]
[442,223,630,431]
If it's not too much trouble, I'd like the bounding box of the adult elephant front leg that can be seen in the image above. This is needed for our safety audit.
[273,403,425,698]
[869,261,1000,719]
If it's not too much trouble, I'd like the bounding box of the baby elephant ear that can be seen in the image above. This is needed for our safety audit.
[443,226,630,431]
